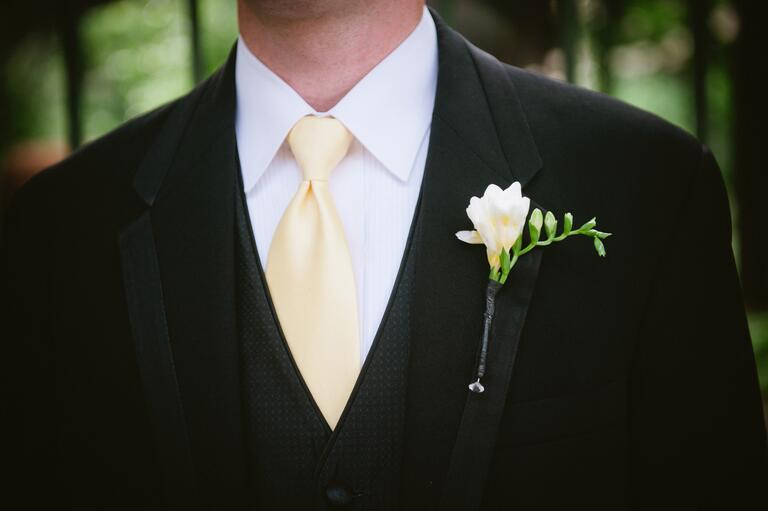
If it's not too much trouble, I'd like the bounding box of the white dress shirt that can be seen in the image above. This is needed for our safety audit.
[235,6,438,362]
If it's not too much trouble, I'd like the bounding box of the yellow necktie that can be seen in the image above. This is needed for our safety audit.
[266,115,360,430]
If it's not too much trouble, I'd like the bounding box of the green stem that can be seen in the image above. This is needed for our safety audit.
[500,252,518,284]
[500,221,611,279]
[518,226,599,257]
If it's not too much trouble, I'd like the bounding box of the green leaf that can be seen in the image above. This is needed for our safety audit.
[544,211,557,239]
[579,217,597,232]
[593,236,606,257]
[528,208,543,244]
[500,248,511,275]
[562,213,573,236]
[592,229,612,239]
[513,231,523,253]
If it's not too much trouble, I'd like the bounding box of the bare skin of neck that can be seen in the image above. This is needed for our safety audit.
[237,0,425,112]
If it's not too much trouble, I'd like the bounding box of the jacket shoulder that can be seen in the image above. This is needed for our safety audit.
[503,63,701,158]
[4,71,218,225]
[497,61,710,200]
[466,40,706,193]
[11,99,178,209]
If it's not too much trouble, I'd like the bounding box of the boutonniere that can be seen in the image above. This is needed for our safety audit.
[456,182,611,393]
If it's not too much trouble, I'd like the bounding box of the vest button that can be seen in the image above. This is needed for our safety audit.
[324,482,354,508]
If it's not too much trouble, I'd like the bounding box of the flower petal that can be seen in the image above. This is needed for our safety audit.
[466,197,488,228]
[505,181,522,199]
[484,183,504,198]
[475,222,499,253]
[455,230,484,244]
[486,246,501,271]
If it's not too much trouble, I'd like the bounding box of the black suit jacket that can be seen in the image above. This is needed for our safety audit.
[2,9,766,510]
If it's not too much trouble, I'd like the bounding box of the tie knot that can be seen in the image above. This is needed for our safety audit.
[288,115,353,181]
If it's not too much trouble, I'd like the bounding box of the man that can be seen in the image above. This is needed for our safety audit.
[2,0,765,509]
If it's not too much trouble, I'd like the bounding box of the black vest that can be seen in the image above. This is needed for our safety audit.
[234,175,419,510]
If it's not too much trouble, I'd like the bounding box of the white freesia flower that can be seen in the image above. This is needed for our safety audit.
[456,182,530,270]
[457,183,611,394]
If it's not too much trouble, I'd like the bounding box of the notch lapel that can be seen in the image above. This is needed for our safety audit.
[401,10,543,509]
[119,50,248,509]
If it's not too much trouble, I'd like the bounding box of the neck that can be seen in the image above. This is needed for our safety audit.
[237,0,425,112]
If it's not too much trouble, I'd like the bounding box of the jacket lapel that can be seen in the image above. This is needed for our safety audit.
[119,50,248,509]
[401,10,543,509]
[119,9,543,508]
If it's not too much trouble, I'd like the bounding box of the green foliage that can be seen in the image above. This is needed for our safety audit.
[4,34,66,142]
[619,0,688,43]
[607,0,735,182]
[613,74,695,134]
[749,312,768,395]
[3,0,239,147]
[79,0,237,141]
[80,0,190,141]
[200,0,238,75]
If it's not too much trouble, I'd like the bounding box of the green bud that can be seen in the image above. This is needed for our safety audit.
[544,211,557,239]
[592,229,612,239]
[579,217,597,232]
[562,212,573,236]
[593,236,606,257]
[528,208,543,244]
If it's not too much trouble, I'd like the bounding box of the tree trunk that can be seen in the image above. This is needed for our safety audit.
[690,0,712,143]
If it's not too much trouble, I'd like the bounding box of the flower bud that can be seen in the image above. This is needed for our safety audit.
[594,237,606,257]
[544,211,557,238]
[528,208,543,244]
[579,217,597,232]
[563,212,573,235]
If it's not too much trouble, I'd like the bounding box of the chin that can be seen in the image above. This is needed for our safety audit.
[239,0,360,21]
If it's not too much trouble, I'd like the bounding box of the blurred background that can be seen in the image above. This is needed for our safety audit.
[0,0,766,419]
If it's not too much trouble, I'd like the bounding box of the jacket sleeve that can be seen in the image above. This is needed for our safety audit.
[627,144,767,507]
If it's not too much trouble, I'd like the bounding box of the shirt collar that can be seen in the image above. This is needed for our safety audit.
[235,5,438,191]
